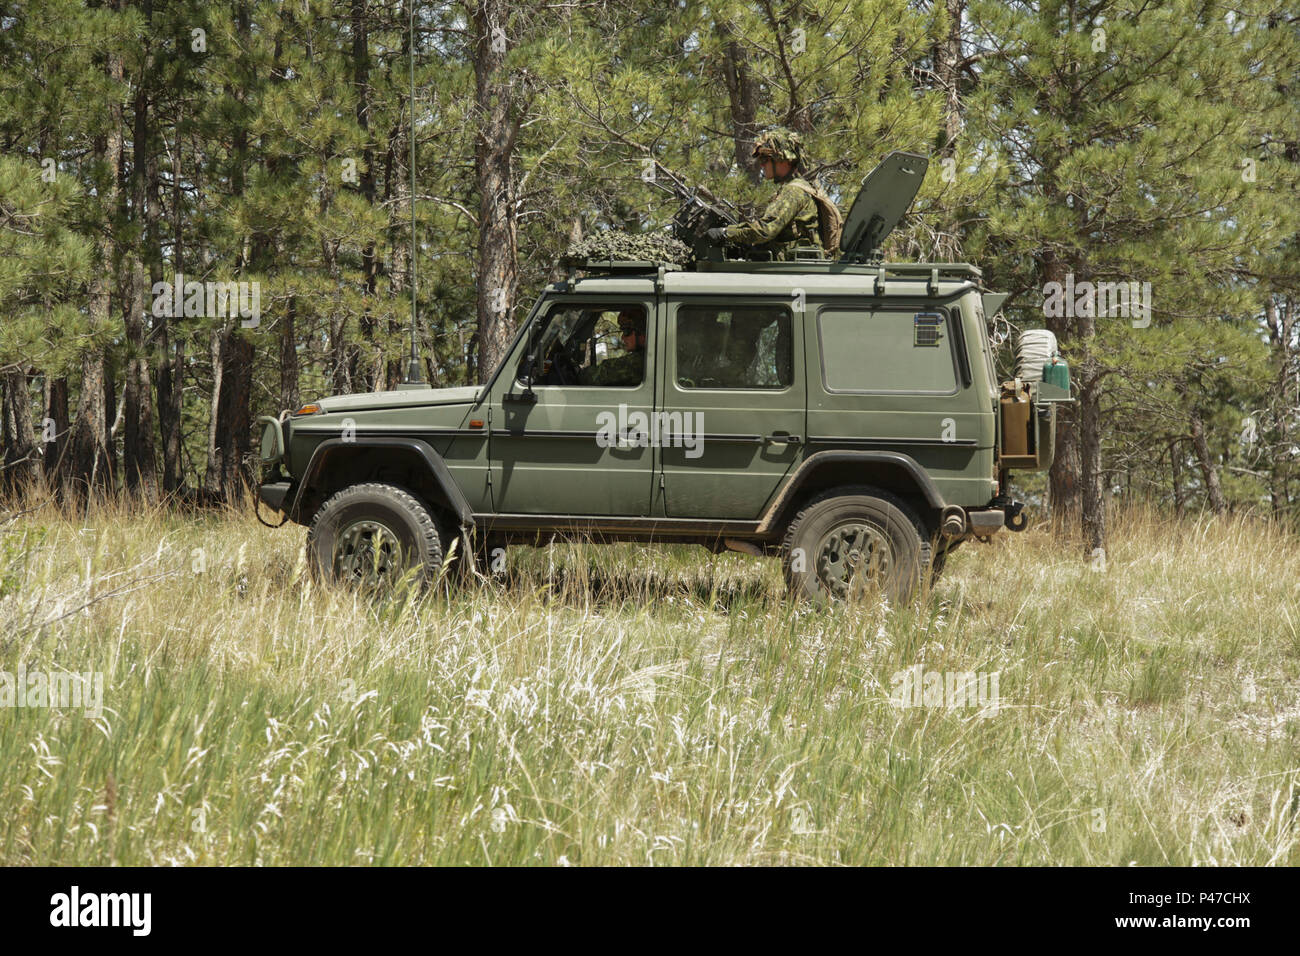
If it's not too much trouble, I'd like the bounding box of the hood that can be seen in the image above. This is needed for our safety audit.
[316,385,480,414]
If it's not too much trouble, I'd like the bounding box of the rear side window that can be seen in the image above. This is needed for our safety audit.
[675,305,793,390]
[818,308,958,394]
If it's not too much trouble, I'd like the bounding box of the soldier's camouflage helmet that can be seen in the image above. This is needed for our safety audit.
[753,128,804,168]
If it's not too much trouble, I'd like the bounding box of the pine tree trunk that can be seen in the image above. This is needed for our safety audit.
[1264,293,1297,518]
[66,34,124,501]
[937,0,965,151]
[157,105,184,494]
[322,194,349,393]
[203,331,224,497]
[157,335,184,493]
[42,377,69,487]
[472,0,520,383]
[1170,440,1184,519]
[716,19,760,184]
[385,107,408,391]
[104,357,118,489]
[217,331,254,498]
[203,327,253,502]
[1041,253,1080,524]
[200,0,256,503]
[1070,267,1106,554]
[1078,356,1106,552]
[124,41,159,503]
[353,0,378,392]
[66,349,111,501]
[281,296,299,412]
[931,0,966,260]
[1188,404,1227,514]
[1,368,38,495]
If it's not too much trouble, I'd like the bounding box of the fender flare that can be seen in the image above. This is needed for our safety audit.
[756,450,946,534]
[288,437,475,528]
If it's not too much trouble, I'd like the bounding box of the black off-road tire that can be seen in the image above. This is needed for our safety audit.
[306,483,444,590]
[781,486,932,604]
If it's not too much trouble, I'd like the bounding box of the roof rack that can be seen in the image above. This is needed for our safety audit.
[879,262,982,280]
[564,257,984,299]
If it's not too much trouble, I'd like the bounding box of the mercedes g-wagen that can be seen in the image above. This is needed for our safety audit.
[257,152,1071,602]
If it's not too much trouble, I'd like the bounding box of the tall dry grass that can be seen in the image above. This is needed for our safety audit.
[1,495,1297,865]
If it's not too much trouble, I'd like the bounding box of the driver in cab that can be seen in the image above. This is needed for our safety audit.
[580,309,646,387]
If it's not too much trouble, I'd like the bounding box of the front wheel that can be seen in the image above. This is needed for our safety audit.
[306,483,444,590]
[782,487,931,604]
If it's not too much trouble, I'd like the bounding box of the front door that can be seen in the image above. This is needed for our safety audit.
[659,298,805,519]
[489,297,658,516]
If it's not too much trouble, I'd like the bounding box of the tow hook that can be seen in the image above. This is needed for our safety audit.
[1004,500,1028,532]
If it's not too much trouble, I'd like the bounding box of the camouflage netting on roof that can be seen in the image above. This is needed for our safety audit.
[565,231,692,265]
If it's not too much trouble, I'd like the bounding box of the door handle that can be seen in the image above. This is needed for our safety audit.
[765,432,801,446]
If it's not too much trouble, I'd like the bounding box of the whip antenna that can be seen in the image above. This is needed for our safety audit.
[405,0,424,384]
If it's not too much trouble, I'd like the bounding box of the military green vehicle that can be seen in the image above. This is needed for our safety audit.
[256,152,1071,603]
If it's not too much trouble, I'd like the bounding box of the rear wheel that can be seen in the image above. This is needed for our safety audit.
[782,486,931,604]
[307,483,444,590]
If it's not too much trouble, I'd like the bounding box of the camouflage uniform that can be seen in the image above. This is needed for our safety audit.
[581,350,644,387]
[582,309,647,387]
[722,129,822,261]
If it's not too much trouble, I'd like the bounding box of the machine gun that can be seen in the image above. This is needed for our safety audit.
[643,161,741,261]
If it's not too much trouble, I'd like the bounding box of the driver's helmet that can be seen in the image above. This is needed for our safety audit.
[617,309,646,335]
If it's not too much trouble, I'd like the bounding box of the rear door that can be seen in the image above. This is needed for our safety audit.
[657,297,805,519]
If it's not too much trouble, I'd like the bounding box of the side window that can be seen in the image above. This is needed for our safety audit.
[818,308,958,394]
[518,303,648,388]
[676,305,793,390]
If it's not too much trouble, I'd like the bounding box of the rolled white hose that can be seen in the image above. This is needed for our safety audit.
[1016,329,1058,382]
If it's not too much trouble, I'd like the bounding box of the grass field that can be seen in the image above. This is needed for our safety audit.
[1,498,1298,865]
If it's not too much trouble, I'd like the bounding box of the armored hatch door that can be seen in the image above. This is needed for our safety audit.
[838,151,929,261]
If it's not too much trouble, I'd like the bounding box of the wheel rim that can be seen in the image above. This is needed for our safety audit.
[816,521,893,600]
[334,519,405,584]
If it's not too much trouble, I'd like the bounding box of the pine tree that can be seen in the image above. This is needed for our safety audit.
[968,0,1300,552]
